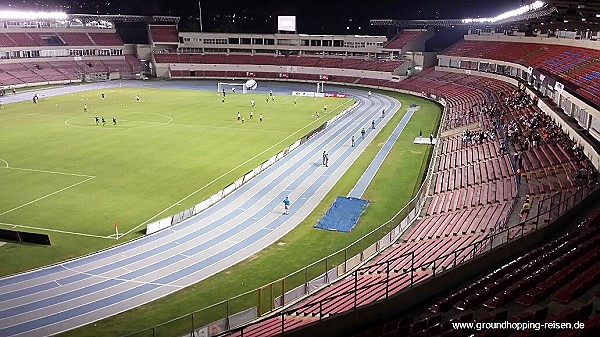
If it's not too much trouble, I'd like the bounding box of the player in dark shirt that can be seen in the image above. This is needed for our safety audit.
[112,117,117,126]
[95,116,99,125]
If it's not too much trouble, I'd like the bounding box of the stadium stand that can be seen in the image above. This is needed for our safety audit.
[383,30,424,50]
[154,53,404,73]
[441,40,600,106]
[149,25,179,43]
[223,67,598,337]
[350,212,600,337]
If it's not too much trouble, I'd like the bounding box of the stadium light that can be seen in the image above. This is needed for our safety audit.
[461,1,545,24]
[0,10,68,20]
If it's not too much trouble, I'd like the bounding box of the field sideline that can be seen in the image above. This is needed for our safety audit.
[0,85,354,275]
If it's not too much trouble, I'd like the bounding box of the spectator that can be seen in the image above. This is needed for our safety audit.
[520,200,532,217]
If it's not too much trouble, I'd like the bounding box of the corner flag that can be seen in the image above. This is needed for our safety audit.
[114,220,119,239]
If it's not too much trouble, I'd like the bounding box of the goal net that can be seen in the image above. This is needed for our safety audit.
[218,82,247,94]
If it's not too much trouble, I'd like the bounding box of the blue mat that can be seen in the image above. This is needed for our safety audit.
[314,196,369,232]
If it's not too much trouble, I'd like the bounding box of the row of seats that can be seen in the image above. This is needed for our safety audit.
[149,25,179,43]
[0,55,142,86]
[155,53,404,72]
[441,39,600,108]
[0,31,123,47]
[383,31,424,50]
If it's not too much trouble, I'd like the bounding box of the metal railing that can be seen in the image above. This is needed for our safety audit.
[223,184,595,337]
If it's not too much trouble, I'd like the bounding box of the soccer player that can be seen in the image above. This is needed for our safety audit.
[250,111,253,119]
[241,117,245,124]
[294,97,297,105]
[101,117,106,126]
[222,88,226,97]
[351,136,355,147]
[222,96,225,103]
[361,128,366,139]
[237,112,241,121]
[324,104,327,112]
[251,99,255,108]
[83,104,87,114]
[316,111,320,118]
[266,97,269,104]
[269,90,273,97]
[283,197,290,215]
[259,113,263,123]
[136,95,140,102]
[113,117,117,126]
[368,90,371,97]
[101,93,105,100]
[382,109,385,118]
[232,87,236,93]
[95,116,99,125]
[322,151,327,165]
[372,120,375,129]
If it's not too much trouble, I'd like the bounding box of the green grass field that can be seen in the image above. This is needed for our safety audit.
[58,89,442,337]
[0,86,355,275]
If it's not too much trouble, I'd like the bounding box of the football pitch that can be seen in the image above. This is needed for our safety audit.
[0,86,355,275]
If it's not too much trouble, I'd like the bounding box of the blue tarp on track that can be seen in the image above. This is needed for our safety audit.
[314,196,369,232]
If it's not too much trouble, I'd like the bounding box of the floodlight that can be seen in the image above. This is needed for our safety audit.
[0,10,68,20]
[461,1,545,24]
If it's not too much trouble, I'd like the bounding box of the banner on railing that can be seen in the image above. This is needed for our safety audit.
[146,216,174,235]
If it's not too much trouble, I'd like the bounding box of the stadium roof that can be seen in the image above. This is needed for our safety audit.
[70,14,179,24]
[371,1,600,29]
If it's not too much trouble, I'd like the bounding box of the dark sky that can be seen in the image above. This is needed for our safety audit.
[1,0,532,34]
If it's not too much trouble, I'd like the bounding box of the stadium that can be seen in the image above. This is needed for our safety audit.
[0,1,599,336]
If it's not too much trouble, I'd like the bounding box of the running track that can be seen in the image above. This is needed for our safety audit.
[0,81,403,336]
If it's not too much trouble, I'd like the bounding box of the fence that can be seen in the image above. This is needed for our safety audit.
[122,95,449,337]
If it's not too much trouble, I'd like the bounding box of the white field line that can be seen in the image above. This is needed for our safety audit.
[0,176,96,216]
[2,166,95,178]
[124,98,355,236]
[0,222,112,239]
[0,159,7,168]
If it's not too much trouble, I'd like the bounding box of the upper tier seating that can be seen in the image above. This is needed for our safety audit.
[441,39,600,106]
[383,31,424,49]
[88,32,123,46]
[149,25,179,43]
[58,32,94,46]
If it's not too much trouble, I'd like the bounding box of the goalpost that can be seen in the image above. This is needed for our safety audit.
[218,82,247,94]
[316,82,325,93]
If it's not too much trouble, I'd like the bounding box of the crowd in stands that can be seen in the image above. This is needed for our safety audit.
[499,84,597,188]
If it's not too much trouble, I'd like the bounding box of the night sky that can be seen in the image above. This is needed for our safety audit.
[1,0,532,34]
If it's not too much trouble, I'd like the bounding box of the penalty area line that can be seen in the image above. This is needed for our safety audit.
[0,176,96,217]
[0,222,113,239]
